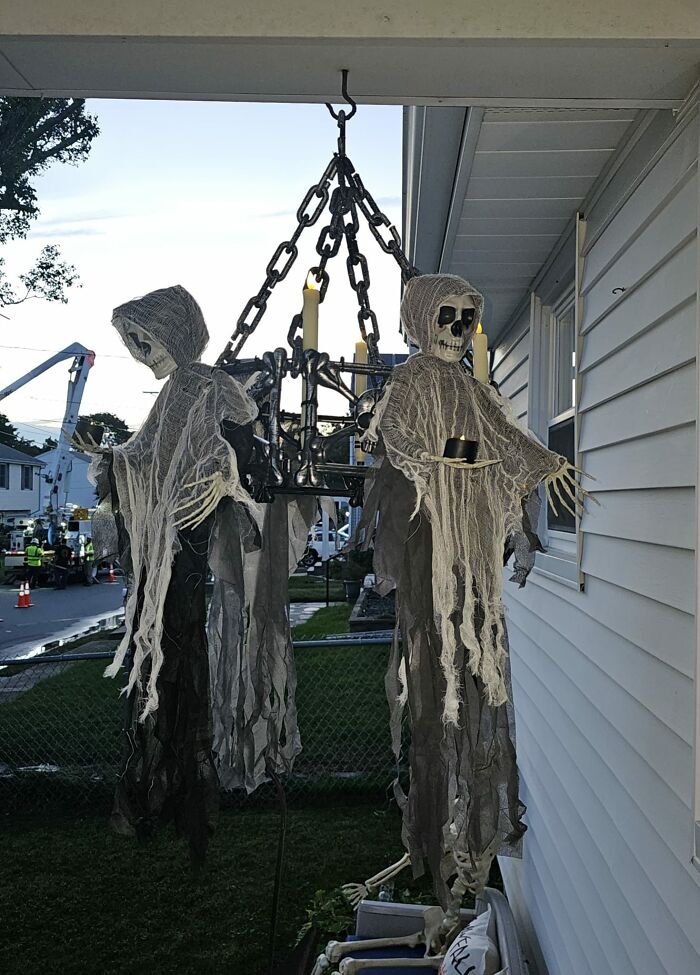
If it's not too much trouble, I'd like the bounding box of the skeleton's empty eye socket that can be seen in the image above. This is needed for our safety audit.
[462,308,476,329]
[128,331,151,357]
[437,305,456,326]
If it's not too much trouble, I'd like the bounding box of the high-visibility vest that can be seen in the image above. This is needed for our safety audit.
[25,545,43,567]
[85,541,95,559]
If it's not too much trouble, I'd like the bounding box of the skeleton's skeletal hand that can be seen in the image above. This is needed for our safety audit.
[64,428,111,455]
[544,460,599,518]
[173,471,227,531]
[425,455,502,470]
[341,882,368,908]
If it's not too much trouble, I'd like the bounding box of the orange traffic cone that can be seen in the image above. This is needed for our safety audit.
[107,565,116,584]
[15,582,29,609]
[25,582,33,607]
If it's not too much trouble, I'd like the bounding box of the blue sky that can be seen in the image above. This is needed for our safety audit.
[0,99,403,441]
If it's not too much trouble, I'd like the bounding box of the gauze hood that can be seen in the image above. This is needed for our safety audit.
[400,273,484,352]
[112,284,209,367]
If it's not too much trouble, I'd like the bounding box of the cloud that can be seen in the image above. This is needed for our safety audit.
[28,210,127,239]
[259,208,297,219]
[34,227,103,238]
[257,196,400,221]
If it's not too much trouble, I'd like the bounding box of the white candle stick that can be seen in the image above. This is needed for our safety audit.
[354,340,368,397]
[302,273,320,351]
[472,322,489,383]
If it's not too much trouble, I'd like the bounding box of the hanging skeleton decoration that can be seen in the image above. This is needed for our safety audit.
[207,464,326,794]
[335,273,595,960]
[85,285,264,860]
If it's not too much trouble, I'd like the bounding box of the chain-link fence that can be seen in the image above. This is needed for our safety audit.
[0,631,399,813]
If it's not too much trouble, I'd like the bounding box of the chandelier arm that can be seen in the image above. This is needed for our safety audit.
[315,360,357,404]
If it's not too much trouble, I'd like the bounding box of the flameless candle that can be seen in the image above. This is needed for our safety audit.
[444,435,479,462]
[302,273,320,350]
[472,322,489,383]
[355,340,368,397]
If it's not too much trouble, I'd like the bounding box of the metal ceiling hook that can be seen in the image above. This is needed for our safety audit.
[326,69,357,123]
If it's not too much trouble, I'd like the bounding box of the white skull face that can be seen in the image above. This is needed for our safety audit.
[121,320,177,379]
[428,294,477,363]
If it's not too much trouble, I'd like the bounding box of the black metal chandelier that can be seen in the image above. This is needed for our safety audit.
[216,72,418,504]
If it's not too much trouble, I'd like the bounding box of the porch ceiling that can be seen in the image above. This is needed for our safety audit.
[0,36,698,106]
[406,106,640,340]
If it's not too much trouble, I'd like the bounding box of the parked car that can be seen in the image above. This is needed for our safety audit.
[299,523,351,567]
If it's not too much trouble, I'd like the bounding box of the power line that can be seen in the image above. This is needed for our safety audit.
[0,343,132,360]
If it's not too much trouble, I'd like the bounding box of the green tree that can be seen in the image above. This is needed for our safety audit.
[79,412,132,445]
[0,245,80,307]
[0,411,37,454]
[0,97,99,305]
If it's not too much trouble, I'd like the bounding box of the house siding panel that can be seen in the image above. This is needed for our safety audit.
[0,457,42,516]
[492,308,529,425]
[496,108,700,975]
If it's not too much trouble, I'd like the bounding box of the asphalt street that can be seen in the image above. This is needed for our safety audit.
[0,580,124,661]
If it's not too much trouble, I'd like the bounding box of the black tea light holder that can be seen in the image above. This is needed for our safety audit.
[444,437,479,462]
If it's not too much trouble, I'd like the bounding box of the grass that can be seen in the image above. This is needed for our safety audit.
[0,605,392,786]
[0,799,423,975]
[0,602,408,973]
[288,574,346,603]
[0,604,499,974]
[292,605,393,783]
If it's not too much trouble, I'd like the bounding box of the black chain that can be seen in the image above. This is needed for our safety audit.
[217,106,418,367]
[217,156,337,366]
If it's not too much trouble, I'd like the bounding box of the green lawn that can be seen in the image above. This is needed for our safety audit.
[0,605,394,795]
[0,604,495,975]
[1,800,423,975]
[0,604,411,975]
[288,574,346,603]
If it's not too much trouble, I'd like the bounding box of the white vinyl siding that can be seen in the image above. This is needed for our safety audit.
[0,460,42,515]
[492,309,530,426]
[495,106,700,975]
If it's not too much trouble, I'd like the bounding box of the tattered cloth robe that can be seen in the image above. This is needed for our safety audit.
[208,492,320,794]
[357,273,566,903]
[92,285,262,860]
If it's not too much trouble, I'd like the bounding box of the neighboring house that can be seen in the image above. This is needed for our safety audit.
[404,89,700,974]
[36,447,96,514]
[0,444,44,520]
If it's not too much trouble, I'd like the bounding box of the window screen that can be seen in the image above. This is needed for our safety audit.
[547,416,575,532]
[552,304,575,418]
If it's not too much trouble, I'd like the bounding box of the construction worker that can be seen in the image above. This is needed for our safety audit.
[52,536,73,590]
[24,537,44,589]
[83,535,97,586]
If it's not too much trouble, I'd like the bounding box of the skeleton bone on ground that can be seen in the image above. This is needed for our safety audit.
[311,906,449,975]
[337,957,444,974]
[315,842,493,974]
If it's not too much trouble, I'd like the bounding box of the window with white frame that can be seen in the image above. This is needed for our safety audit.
[528,283,581,588]
[547,297,576,534]
[0,463,8,489]
[20,465,33,490]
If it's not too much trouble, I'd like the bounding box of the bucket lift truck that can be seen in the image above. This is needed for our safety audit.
[0,343,95,542]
